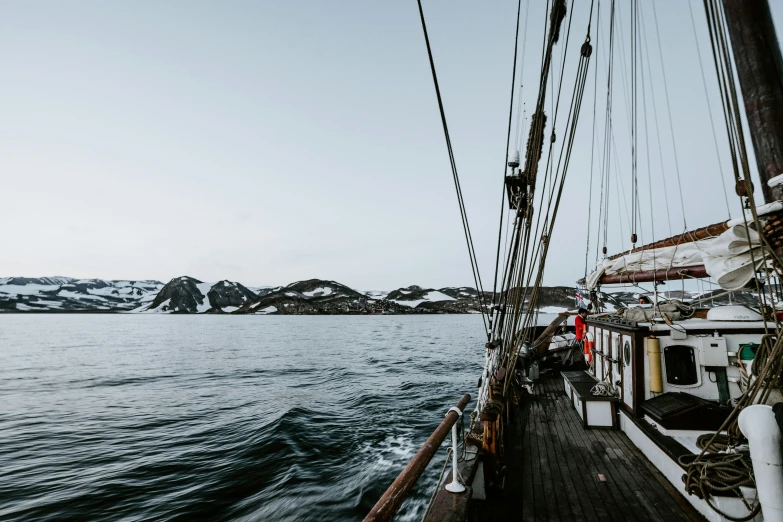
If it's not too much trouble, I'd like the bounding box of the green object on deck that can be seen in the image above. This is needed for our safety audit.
[739,343,759,361]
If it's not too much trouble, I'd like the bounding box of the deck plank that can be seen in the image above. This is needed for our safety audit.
[548,385,623,522]
[532,394,561,521]
[549,382,639,522]
[470,373,705,522]
[542,391,588,522]
[604,424,704,521]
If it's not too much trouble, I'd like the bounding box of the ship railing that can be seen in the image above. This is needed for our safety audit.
[364,393,471,522]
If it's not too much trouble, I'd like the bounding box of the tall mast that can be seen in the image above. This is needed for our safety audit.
[722,0,783,203]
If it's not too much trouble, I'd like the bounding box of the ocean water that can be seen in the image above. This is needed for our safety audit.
[0,315,486,521]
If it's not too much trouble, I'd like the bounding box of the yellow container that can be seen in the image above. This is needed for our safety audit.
[647,336,663,393]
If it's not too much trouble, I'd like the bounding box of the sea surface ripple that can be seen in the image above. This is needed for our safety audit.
[0,315,484,521]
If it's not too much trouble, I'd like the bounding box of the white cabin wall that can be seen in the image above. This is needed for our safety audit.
[647,332,763,402]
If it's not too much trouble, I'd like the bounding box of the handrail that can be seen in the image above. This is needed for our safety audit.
[364,393,472,522]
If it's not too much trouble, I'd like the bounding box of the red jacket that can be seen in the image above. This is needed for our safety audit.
[575,315,587,341]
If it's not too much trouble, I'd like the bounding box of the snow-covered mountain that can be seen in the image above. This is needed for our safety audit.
[3,275,760,314]
[238,279,413,315]
[386,285,458,308]
[133,277,257,313]
[0,277,163,312]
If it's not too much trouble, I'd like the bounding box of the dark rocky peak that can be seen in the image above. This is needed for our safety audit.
[207,280,257,311]
[147,276,210,313]
[386,286,434,301]
[240,288,316,315]
[284,279,365,299]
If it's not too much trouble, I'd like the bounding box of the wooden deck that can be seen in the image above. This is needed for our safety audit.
[471,375,705,522]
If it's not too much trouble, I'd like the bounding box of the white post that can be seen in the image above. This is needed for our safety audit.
[445,407,466,494]
[738,405,783,522]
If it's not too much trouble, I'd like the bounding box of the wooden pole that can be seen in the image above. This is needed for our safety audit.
[607,221,729,260]
[598,265,709,285]
[532,313,569,356]
[723,0,783,203]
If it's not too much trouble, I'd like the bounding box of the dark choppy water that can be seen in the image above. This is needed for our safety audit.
[0,315,484,521]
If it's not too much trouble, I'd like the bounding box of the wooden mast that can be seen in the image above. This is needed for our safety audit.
[722,0,783,203]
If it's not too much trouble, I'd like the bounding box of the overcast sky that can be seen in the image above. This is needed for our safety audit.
[2,0,782,290]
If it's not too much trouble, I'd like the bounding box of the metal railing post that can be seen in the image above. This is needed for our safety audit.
[364,394,471,522]
[444,406,466,493]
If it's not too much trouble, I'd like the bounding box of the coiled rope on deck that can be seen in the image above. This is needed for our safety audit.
[679,453,759,522]
[696,432,732,453]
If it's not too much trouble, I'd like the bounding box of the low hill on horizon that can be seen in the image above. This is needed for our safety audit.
[1,275,759,314]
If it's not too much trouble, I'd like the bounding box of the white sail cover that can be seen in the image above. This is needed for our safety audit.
[585,223,767,291]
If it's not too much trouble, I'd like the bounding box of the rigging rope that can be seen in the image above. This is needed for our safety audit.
[599,0,616,261]
[503,0,595,395]
[480,0,571,416]
[637,3,674,237]
[638,3,657,281]
[686,0,732,219]
[416,0,489,335]
[514,0,532,151]
[650,0,688,231]
[630,0,639,245]
[675,8,783,517]
[491,0,526,318]
[584,0,601,278]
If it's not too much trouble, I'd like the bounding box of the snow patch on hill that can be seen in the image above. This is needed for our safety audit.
[390,290,456,308]
[303,287,333,297]
[196,282,214,313]
[0,277,163,312]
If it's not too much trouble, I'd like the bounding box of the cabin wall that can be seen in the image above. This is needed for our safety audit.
[586,323,638,414]
[645,332,760,402]
[587,319,766,414]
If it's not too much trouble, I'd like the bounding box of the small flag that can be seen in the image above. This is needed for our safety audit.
[575,288,585,308]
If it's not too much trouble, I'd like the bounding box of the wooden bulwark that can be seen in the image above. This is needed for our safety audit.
[365,394,471,522]
[470,376,705,521]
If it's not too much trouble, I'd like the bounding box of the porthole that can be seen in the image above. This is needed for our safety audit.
[664,345,699,386]
[623,340,632,367]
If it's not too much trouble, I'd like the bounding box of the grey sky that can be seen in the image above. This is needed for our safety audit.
[2,1,782,290]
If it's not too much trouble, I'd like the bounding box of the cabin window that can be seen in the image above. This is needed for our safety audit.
[664,345,699,386]
[623,340,631,367]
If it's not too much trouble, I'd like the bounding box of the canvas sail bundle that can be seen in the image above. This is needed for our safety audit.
[585,223,766,291]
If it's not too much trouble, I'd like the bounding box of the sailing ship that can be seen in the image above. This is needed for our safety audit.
[366,0,783,521]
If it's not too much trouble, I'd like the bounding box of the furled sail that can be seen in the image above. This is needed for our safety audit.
[584,202,782,291]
